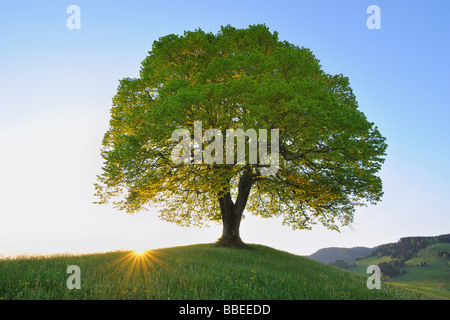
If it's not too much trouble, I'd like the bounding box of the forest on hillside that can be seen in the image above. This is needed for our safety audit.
[355,234,450,278]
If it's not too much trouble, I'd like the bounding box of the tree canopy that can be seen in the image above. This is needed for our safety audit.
[95,24,387,247]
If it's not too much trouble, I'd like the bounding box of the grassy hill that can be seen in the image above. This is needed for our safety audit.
[348,240,450,300]
[0,244,431,300]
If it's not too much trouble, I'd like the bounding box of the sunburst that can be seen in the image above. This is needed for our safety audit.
[133,248,148,256]
[100,248,170,290]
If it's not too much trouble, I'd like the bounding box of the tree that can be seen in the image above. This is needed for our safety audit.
[94,24,387,247]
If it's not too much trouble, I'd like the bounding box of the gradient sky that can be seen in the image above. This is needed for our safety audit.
[1,0,449,258]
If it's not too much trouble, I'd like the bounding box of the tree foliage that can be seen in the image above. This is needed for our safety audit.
[95,24,387,236]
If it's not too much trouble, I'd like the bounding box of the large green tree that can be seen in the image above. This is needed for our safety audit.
[95,24,387,247]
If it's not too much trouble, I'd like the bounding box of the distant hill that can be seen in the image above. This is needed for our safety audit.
[324,233,450,300]
[362,234,450,262]
[308,246,376,264]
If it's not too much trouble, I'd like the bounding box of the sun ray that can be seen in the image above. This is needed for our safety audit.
[93,248,172,295]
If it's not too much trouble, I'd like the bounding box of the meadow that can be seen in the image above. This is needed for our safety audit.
[0,244,430,300]
[351,243,450,300]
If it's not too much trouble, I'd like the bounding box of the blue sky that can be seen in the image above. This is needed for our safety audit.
[0,1,449,257]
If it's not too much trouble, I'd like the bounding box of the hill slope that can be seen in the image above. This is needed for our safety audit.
[308,246,375,264]
[345,235,450,300]
[0,244,430,300]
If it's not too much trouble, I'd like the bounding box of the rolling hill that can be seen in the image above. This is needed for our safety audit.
[0,243,430,300]
[308,246,376,264]
[310,234,450,300]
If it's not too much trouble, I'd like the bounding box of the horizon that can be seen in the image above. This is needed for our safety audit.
[1,1,449,259]
[3,231,450,260]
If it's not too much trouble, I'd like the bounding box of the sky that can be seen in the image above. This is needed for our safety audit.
[0,0,449,258]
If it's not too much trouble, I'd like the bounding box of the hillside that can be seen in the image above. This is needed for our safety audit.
[308,246,375,264]
[0,244,430,300]
[363,234,450,262]
[338,234,450,300]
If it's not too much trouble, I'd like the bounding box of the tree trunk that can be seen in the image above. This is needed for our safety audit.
[216,193,245,247]
[216,170,255,248]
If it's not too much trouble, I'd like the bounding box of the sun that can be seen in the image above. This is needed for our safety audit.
[104,248,170,286]
[133,248,148,256]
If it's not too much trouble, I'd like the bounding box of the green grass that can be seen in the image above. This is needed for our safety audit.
[351,243,450,300]
[0,243,431,300]
[391,243,450,299]
[352,255,393,274]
